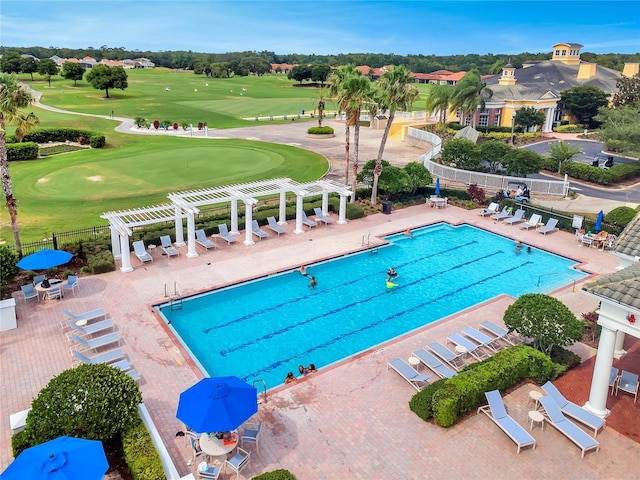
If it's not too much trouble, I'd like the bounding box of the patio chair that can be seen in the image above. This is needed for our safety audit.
[387,357,432,391]
[446,332,490,360]
[479,202,499,217]
[536,218,559,235]
[224,447,251,479]
[538,396,600,458]
[45,286,62,301]
[616,370,639,403]
[541,381,605,437]
[217,224,237,244]
[426,341,466,370]
[313,207,332,225]
[411,348,457,379]
[479,320,522,346]
[503,209,526,226]
[63,275,79,296]
[462,326,504,352]
[197,461,221,479]
[301,211,317,228]
[132,240,153,263]
[70,332,120,352]
[609,367,619,395]
[241,421,262,453]
[160,235,179,257]
[477,390,536,454]
[520,213,543,230]
[251,220,269,240]
[72,348,126,366]
[491,206,512,221]
[266,216,286,236]
[195,229,217,250]
[21,284,39,304]
[186,430,206,467]
[66,318,114,338]
[33,274,46,286]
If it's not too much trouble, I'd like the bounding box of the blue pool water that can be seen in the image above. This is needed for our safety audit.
[158,223,587,389]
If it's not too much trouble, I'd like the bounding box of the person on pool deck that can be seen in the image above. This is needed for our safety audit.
[387,267,398,278]
[308,276,317,289]
[284,372,296,384]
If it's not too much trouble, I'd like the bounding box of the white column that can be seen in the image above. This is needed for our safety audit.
[338,194,348,225]
[614,331,627,359]
[230,200,239,235]
[278,192,287,224]
[110,227,121,259]
[119,233,133,273]
[243,201,255,246]
[543,108,555,132]
[294,194,305,234]
[174,207,185,246]
[321,192,329,215]
[584,325,616,417]
[186,212,198,258]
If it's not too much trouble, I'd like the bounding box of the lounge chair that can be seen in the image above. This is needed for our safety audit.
[160,235,179,257]
[195,229,217,250]
[426,341,465,370]
[462,327,504,352]
[616,370,639,403]
[479,320,521,346]
[72,348,126,366]
[66,318,114,337]
[520,213,543,230]
[446,332,490,360]
[251,220,269,240]
[387,357,433,391]
[503,209,526,226]
[412,348,457,379]
[217,224,237,244]
[109,359,141,383]
[536,218,559,235]
[479,202,499,217]
[21,284,39,304]
[541,381,605,437]
[491,207,512,221]
[313,207,332,225]
[477,390,536,454]
[538,396,600,457]
[62,308,107,324]
[133,240,153,263]
[70,332,120,352]
[266,216,286,236]
[301,211,317,228]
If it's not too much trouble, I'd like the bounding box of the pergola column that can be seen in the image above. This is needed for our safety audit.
[243,201,255,246]
[321,192,329,215]
[185,212,198,258]
[278,192,287,224]
[110,227,121,259]
[584,325,617,417]
[337,193,348,225]
[614,331,627,359]
[294,194,305,234]
[174,206,185,246]
[230,199,239,235]
[119,232,133,273]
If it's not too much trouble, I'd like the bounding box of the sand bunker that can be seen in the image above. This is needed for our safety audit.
[87,176,103,182]
[37,178,49,184]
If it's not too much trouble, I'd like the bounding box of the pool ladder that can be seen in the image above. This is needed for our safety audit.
[253,379,268,404]
[165,282,183,310]
[361,234,379,254]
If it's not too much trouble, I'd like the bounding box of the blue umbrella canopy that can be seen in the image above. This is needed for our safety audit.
[177,376,258,433]
[594,210,604,232]
[16,249,73,271]
[1,436,108,480]
[434,177,440,196]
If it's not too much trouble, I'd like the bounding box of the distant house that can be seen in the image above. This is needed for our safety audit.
[271,63,296,73]
[411,70,467,85]
[20,54,39,62]
[79,56,98,69]
[132,57,155,68]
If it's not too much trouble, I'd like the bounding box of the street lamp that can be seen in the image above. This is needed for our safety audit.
[510,111,517,145]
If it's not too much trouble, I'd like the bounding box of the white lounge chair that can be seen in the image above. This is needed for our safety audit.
[491,207,513,221]
[66,318,114,338]
[537,218,559,235]
[160,235,179,256]
[426,341,466,370]
[251,220,269,240]
[503,209,526,226]
[133,240,153,263]
[195,229,216,250]
[62,308,107,324]
[479,320,522,346]
[313,207,332,225]
[217,224,237,244]
[479,202,499,217]
[447,332,490,360]
[387,357,432,391]
[541,381,605,437]
[412,348,457,379]
[301,211,317,228]
[462,327,504,352]
[72,348,126,366]
[70,332,120,352]
[477,390,536,454]
[266,216,286,235]
[520,214,543,230]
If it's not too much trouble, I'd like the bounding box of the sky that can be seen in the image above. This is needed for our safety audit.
[1,0,639,56]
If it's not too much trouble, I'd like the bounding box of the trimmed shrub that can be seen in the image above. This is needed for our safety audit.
[307,126,334,134]
[0,244,19,287]
[604,206,637,228]
[88,250,116,274]
[6,142,39,161]
[409,378,447,421]
[122,417,165,480]
[90,134,106,148]
[253,470,298,480]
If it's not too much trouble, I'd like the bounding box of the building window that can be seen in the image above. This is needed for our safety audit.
[464,116,471,126]
[555,49,560,56]
[561,49,567,55]
[478,115,488,127]
[495,114,501,125]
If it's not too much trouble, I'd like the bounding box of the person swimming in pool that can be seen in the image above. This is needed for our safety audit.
[284,371,296,383]
[308,276,317,289]
[298,365,308,375]
[386,278,398,292]
[387,267,398,278]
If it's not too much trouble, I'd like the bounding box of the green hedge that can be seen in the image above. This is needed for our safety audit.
[409,345,555,427]
[253,470,297,480]
[6,127,106,149]
[560,161,640,185]
[122,417,165,480]
[307,126,334,134]
[6,142,39,161]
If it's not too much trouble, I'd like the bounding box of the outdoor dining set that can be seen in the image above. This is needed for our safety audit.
[17,249,79,304]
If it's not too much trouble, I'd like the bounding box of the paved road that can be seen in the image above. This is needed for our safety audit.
[523,139,633,167]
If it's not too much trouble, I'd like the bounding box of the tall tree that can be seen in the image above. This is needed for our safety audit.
[560,85,608,128]
[450,69,492,127]
[370,65,418,204]
[327,65,358,185]
[0,52,21,74]
[424,84,453,126]
[20,57,39,81]
[60,62,86,86]
[0,73,39,256]
[37,58,59,87]
[85,64,128,98]
[612,74,640,108]
[514,106,546,131]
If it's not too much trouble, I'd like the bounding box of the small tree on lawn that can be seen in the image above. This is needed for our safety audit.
[60,61,86,86]
[85,64,128,98]
[403,162,432,196]
[504,293,584,355]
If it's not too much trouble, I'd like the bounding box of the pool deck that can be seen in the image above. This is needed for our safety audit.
[2,203,639,478]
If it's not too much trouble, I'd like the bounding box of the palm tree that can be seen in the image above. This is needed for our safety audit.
[344,74,373,200]
[450,69,493,127]
[0,73,38,256]
[370,66,418,204]
[424,84,453,126]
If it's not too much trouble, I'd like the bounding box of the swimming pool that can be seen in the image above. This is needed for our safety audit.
[158,223,587,389]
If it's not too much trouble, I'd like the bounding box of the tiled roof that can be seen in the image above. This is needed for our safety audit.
[614,212,640,258]
[582,262,640,311]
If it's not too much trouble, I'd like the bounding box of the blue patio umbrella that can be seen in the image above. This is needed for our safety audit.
[594,210,604,232]
[434,177,440,196]
[16,249,73,271]
[1,436,108,480]
[177,376,258,433]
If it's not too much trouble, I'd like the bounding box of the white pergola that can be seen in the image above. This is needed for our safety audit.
[102,178,352,272]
